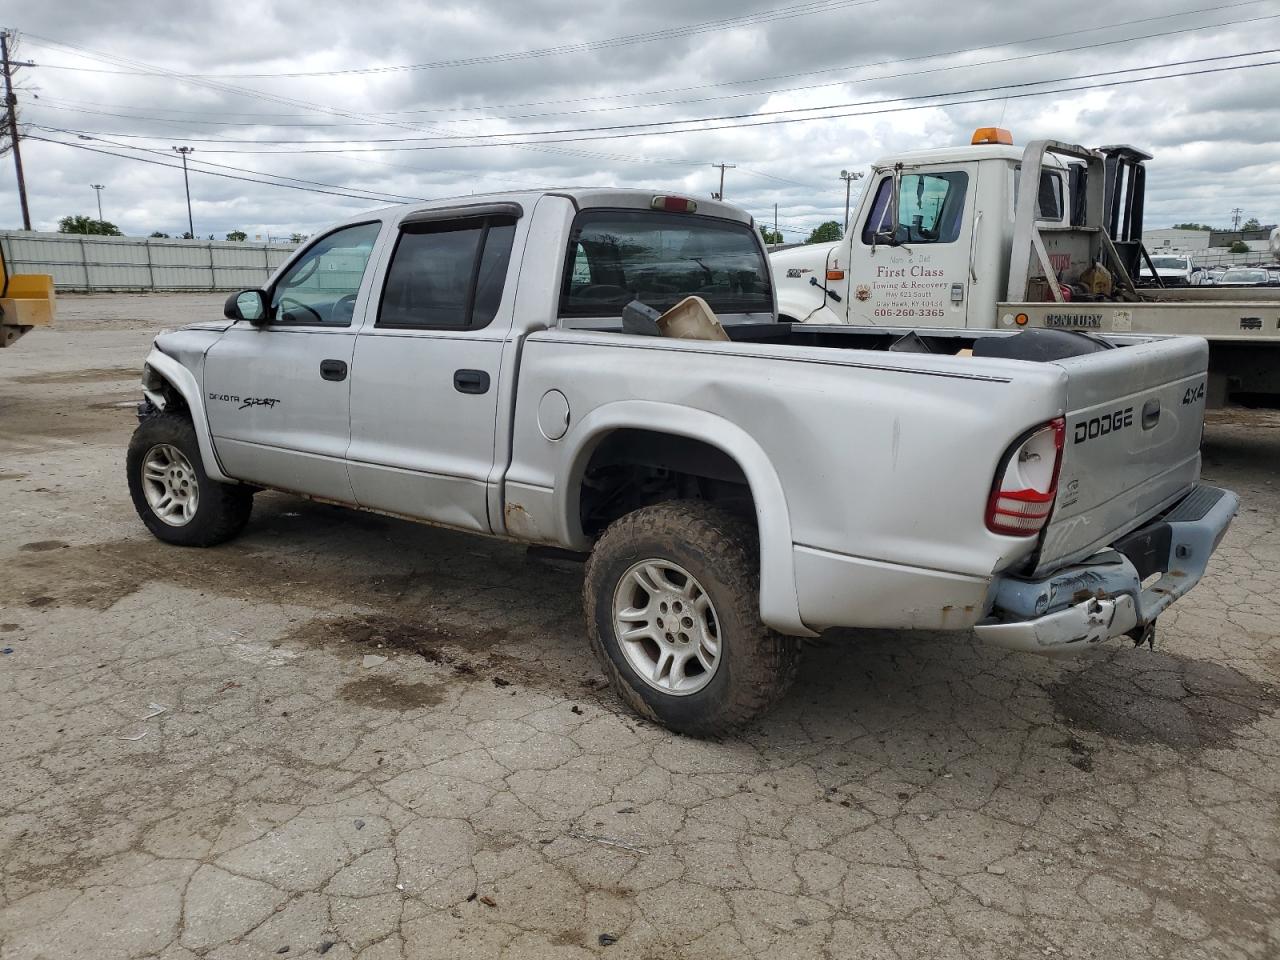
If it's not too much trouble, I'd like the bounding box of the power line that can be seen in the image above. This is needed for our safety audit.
[21,1,888,78]
[32,9,1278,135]
[432,11,1280,124]
[20,2,1270,127]
[167,55,1280,154]
[25,135,432,204]
[114,50,1278,152]
[13,30,716,172]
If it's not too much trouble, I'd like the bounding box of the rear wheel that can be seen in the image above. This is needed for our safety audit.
[127,413,253,547]
[584,500,800,736]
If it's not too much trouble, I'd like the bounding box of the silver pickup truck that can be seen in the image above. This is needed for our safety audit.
[127,188,1237,735]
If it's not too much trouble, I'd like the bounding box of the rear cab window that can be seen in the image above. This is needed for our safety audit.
[1012,166,1068,223]
[558,209,773,325]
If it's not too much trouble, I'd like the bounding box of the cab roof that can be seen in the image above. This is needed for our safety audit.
[357,187,754,226]
[871,143,1067,170]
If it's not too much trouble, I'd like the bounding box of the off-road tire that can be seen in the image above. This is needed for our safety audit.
[584,500,801,736]
[127,413,253,547]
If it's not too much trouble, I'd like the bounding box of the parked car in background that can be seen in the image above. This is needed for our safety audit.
[1140,255,1194,286]
[1216,268,1272,286]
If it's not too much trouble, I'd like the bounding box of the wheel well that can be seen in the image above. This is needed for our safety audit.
[141,365,190,416]
[579,429,755,539]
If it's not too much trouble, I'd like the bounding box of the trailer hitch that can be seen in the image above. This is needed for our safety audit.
[1128,619,1156,650]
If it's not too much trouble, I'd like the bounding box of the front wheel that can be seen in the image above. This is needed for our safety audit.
[127,413,253,547]
[584,500,801,736]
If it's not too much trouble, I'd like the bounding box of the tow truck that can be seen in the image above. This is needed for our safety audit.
[772,127,1280,404]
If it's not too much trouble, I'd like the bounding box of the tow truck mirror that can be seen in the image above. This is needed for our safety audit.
[225,289,269,324]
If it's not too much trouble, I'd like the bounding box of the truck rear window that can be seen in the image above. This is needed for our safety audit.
[560,210,772,318]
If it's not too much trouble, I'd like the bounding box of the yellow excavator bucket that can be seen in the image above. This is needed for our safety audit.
[0,245,56,347]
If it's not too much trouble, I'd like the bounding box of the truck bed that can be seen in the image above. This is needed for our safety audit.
[577,318,1157,354]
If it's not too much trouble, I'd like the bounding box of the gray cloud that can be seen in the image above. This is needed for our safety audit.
[2,0,1278,240]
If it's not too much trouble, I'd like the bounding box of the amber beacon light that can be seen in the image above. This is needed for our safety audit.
[971,127,1014,145]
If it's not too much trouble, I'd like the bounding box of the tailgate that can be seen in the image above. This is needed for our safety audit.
[1033,336,1208,577]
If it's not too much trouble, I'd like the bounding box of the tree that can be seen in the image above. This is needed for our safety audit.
[181,232,194,240]
[289,232,307,244]
[57,214,122,236]
[1230,241,1250,253]
[760,226,784,244]
[1241,217,1262,232]
[225,229,247,242]
[1171,222,1214,231]
[805,220,843,243]
[149,231,171,238]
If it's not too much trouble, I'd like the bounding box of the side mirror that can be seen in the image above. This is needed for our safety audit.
[224,289,269,324]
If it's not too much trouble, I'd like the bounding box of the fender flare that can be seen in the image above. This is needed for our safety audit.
[555,400,815,637]
[141,349,232,483]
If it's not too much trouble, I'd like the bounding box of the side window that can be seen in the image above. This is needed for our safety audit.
[271,222,381,326]
[1013,167,1067,222]
[377,217,516,330]
[861,172,969,245]
[1036,171,1064,221]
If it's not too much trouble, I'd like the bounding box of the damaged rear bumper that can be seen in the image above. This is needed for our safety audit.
[974,484,1238,656]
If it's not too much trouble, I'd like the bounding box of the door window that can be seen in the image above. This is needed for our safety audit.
[270,221,381,326]
[860,172,969,245]
[377,218,516,330]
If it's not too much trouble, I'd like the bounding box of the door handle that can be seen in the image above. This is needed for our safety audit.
[453,369,491,395]
[1141,398,1161,430]
[320,359,347,381]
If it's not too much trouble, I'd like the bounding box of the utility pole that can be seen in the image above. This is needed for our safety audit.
[710,162,736,201]
[1230,208,1243,230]
[839,169,863,229]
[173,146,195,238]
[90,183,105,222]
[1,30,32,231]
[773,203,778,243]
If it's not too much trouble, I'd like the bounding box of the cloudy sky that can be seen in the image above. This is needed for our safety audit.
[2,0,1278,241]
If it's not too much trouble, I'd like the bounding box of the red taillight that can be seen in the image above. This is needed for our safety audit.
[985,417,1065,537]
[651,195,697,213]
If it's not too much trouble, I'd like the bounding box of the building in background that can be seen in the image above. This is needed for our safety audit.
[1143,225,1277,269]
[1141,228,1213,255]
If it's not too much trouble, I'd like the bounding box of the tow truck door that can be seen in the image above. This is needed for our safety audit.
[845,164,978,328]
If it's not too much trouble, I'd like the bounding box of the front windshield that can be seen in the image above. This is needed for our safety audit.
[1150,257,1188,269]
[1221,269,1266,283]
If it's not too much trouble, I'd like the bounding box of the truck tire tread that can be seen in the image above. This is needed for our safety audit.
[127,413,253,547]
[584,499,800,736]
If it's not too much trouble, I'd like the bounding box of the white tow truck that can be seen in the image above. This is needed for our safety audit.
[771,128,1280,404]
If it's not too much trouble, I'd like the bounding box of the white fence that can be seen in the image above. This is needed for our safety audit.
[0,231,298,292]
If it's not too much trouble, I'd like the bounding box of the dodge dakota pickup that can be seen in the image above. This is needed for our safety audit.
[127,188,1237,735]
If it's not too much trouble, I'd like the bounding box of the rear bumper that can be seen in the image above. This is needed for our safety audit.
[974,484,1237,656]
